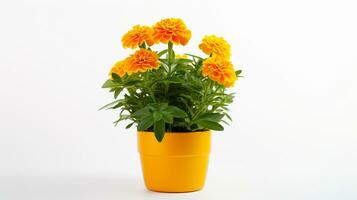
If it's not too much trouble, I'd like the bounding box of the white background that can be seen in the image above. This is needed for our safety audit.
[0,0,356,199]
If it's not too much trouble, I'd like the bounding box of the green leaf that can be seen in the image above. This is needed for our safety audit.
[161,62,169,72]
[157,49,168,57]
[98,100,122,110]
[225,113,233,121]
[221,120,230,126]
[149,103,167,112]
[174,64,193,72]
[109,101,126,109]
[153,111,163,121]
[165,106,187,118]
[170,76,186,82]
[123,80,141,87]
[170,63,178,71]
[174,59,193,64]
[179,94,195,102]
[114,88,123,99]
[111,73,121,83]
[131,107,151,118]
[162,111,173,124]
[235,70,242,76]
[197,113,224,122]
[154,119,165,142]
[102,79,117,88]
[137,115,154,131]
[196,120,224,131]
[185,53,203,60]
[125,122,134,129]
[159,59,168,65]
[139,42,147,49]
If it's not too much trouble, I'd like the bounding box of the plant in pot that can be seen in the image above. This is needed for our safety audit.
[101,18,242,192]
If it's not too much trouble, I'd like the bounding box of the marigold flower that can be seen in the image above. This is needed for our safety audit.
[109,59,127,78]
[202,56,237,87]
[152,18,191,45]
[126,49,160,75]
[122,25,155,49]
[199,35,231,59]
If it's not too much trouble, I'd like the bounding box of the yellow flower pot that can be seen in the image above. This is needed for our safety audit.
[137,131,211,193]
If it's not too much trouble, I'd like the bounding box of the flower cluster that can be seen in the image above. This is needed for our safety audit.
[199,35,237,87]
[110,18,192,77]
[109,18,238,87]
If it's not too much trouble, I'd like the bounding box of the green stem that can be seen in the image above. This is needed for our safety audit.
[167,41,174,74]
[168,41,173,63]
[190,79,211,123]
[144,73,156,102]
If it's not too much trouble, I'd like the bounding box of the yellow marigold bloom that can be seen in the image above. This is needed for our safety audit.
[109,59,127,78]
[202,56,237,87]
[175,54,188,59]
[199,35,231,59]
[126,49,160,75]
[122,25,155,49]
[152,18,191,45]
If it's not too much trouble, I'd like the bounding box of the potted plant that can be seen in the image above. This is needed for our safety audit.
[101,18,242,192]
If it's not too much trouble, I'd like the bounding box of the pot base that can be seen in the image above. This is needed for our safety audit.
[140,154,209,193]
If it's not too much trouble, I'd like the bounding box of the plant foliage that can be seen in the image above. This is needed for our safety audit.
[101,18,242,142]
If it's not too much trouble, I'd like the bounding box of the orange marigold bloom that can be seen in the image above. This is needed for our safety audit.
[109,59,127,78]
[122,25,155,49]
[126,49,160,75]
[152,18,191,45]
[199,35,231,59]
[202,56,237,87]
